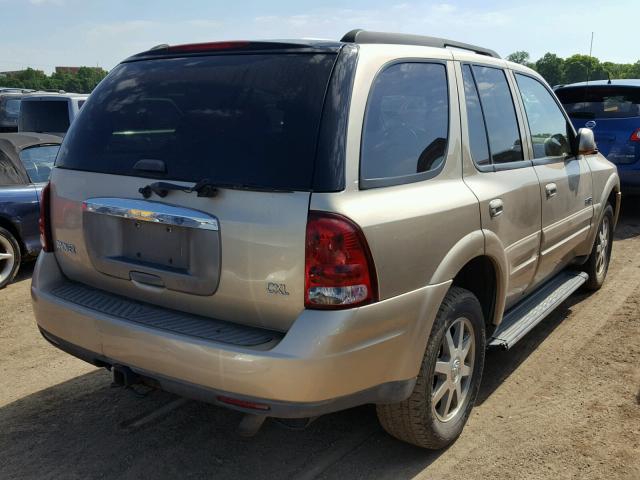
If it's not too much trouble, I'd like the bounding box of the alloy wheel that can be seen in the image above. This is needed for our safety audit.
[432,317,475,422]
[0,234,16,285]
[596,215,610,277]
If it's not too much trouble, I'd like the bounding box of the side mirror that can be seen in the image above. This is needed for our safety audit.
[576,128,598,155]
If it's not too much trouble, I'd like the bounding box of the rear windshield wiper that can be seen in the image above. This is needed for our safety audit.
[138,179,292,199]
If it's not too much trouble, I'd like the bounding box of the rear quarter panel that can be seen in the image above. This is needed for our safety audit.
[0,184,41,256]
[311,45,482,300]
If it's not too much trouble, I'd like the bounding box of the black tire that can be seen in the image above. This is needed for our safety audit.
[376,286,486,449]
[582,204,614,291]
[0,226,21,289]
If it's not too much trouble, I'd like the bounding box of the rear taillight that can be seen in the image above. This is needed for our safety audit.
[630,128,640,142]
[304,211,378,309]
[39,182,53,252]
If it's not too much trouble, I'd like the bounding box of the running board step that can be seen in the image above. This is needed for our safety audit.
[488,271,588,350]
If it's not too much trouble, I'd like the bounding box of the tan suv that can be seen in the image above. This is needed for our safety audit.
[32,30,620,449]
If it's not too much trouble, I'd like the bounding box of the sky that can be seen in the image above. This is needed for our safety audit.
[1,0,637,74]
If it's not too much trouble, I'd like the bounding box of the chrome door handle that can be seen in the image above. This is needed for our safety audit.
[489,199,503,218]
[545,183,558,198]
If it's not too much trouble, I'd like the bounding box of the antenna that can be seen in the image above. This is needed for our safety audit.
[585,32,594,85]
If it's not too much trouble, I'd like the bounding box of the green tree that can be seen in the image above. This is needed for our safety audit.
[563,54,602,83]
[507,51,531,65]
[0,67,107,93]
[535,53,565,86]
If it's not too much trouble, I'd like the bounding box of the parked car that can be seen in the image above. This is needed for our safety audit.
[18,92,88,136]
[555,80,640,194]
[0,132,61,287]
[32,31,620,449]
[0,92,26,132]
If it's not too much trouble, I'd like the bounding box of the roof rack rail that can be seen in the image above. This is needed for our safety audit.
[340,29,500,59]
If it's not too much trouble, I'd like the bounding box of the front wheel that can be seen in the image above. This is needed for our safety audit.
[583,204,614,291]
[376,286,486,449]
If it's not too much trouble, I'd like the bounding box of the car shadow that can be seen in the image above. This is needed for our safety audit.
[615,199,640,240]
[0,367,445,480]
[14,260,35,283]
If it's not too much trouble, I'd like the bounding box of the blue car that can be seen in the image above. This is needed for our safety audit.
[555,80,640,194]
[0,133,61,288]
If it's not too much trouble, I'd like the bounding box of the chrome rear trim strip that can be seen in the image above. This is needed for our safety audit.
[83,197,219,231]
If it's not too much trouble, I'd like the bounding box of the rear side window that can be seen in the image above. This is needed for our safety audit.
[19,100,70,133]
[4,99,21,118]
[556,86,640,119]
[515,74,572,159]
[470,66,523,165]
[0,151,23,185]
[462,65,491,166]
[56,53,337,191]
[360,62,449,188]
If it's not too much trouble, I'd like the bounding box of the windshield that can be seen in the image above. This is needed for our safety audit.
[19,144,60,182]
[19,100,70,133]
[56,53,338,190]
[556,86,640,119]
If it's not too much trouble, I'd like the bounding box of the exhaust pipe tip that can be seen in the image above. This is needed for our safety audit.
[111,364,141,387]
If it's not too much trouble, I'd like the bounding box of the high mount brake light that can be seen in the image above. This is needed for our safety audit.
[304,211,378,309]
[39,182,53,252]
[165,41,250,53]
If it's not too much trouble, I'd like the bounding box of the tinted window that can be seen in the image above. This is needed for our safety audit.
[19,144,59,183]
[77,100,85,109]
[0,151,22,185]
[472,66,523,164]
[516,74,571,159]
[556,86,640,119]
[56,54,337,191]
[5,99,21,118]
[20,100,70,133]
[360,63,448,186]
[462,65,491,166]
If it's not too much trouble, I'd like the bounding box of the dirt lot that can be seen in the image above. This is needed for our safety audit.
[1,207,639,480]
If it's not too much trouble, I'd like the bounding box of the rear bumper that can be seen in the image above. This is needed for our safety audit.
[32,253,450,417]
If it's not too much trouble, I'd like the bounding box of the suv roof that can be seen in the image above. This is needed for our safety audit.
[128,30,501,63]
[340,29,500,58]
[22,92,88,100]
[556,79,640,89]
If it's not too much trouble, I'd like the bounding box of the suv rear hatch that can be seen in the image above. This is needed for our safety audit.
[49,42,353,332]
[556,85,640,165]
[19,97,71,135]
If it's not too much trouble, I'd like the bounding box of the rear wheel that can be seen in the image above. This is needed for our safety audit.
[0,227,21,289]
[583,204,613,291]
[376,287,485,449]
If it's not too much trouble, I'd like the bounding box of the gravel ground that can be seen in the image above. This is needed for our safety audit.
[1,206,639,480]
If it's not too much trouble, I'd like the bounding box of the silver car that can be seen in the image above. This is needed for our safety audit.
[31,30,620,449]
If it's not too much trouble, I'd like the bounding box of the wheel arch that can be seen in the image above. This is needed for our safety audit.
[0,214,25,255]
[429,229,508,328]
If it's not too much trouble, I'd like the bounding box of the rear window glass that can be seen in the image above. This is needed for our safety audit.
[56,53,337,191]
[19,144,59,183]
[360,62,449,187]
[556,86,640,119]
[20,100,70,133]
